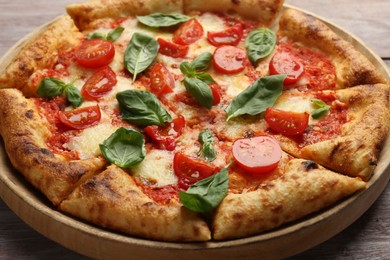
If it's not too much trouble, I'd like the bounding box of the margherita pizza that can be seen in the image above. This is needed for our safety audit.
[0,0,388,242]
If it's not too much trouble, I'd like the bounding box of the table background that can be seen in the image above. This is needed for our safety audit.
[0,0,389,258]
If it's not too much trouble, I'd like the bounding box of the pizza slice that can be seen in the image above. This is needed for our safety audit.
[0,89,106,205]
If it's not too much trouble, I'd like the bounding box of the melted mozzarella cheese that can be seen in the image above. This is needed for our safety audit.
[131,149,178,187]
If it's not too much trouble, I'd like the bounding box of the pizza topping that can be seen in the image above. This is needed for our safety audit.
[172,18,204,45]
[209,83,221,105]
[144,115,185,151]
[245,28,276,65]
[232,136,282,175]
[81,66,117,100]
[137,13,190,27]
[207,24,243,47]
[37,78,83,108]
[141,184,179,205]
[198,129,216,162]
[58,105,101,130]
[87,26,125,42]
[157,38,189,58]
[311,99,331,119]
[212,46,248,74]
[75,38,115,68]
[117,90,172,127]
[149,63,175,97]
[265,107,309,136]
[173,153,217,190]
[100,127,146,168]
[225,75,285,121]
[183,77,214,109]
[124,33,159,81]
[179,167,228,213]
[269,50,304,85]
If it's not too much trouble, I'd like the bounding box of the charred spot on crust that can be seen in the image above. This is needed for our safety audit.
[302,160,319,171]
[243,129,255,138]
[232,0,240,4]
[39,148,53,156]
[369,160,377,166]
[25,109,34,119]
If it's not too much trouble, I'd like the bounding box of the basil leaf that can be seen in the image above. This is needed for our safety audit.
[311,99,331,119]
[107,26,125,42]
[194,72,215,84]
[137,13,190,27]
[184,77,214,109]
[117,90,172,126]
[199,129,216,162]
[124,33,159,82]
[64,84,84,108]
[36,78,66,98]
[225,75,285,121]
[100,127,146,168]
[179,167,228,213]
[86,32,106,40]
[190,52,212,71]
[180,61,195,77]
[245,28,276,65]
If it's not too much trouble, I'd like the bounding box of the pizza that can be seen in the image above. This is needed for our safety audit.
[0,0,389,242]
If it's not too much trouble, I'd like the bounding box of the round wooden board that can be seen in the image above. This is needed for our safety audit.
[0,5,389,259]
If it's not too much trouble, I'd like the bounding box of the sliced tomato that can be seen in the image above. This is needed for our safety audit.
[173,153,217,190]
[172,19,204,45]
[213,46,247,74]
[81,66,117,100]
[75,39,115,68]
[149,63,175,97]
[232,136,282,175]
[157,38,189,58]
[58,105,101,130]
[144,116,185,151]
[269,51,304,85]
[265,107,309,136]
[209,83,221,105]
[207,24,243,47]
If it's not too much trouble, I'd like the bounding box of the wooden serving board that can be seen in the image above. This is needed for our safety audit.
[0,5,389,259]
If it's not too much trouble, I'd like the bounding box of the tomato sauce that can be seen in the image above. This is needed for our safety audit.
[140,184,179,205]
[277,43,336,90]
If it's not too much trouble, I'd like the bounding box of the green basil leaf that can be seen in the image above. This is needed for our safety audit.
[107,26,125,42]
[179,167,228,213]
[64,84,84,108]
[225,74,285,121]
[190,52,212,71]
[124,33,159,82]
[99,127,146,168]
[311,99,331,119]
[137,13,190,27]
[199,129,216,162]
[36,78,66,98]
[180,61,195,77]
[184,77,214,109]
[194,72,215,84]
[86,32,106,40]
[117,90,172,126]
[245,28,276,65]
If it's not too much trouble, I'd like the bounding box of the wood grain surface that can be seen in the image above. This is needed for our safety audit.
[0,0,389,259]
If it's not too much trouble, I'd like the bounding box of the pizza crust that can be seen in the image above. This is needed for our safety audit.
[59,165,211,241]
[278,8,387,89]
[0,16,83,97]
[212,159,366,240]
[0,89,106,205]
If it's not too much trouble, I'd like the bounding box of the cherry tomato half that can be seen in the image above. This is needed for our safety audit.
[213,46,247,74]
[157,38,189,58]
[173,153,217,190]
[144,116,185,151]
[149,63,175,97]
[232,136,282,175]
[265,107,309,136]
[81,66,117,100]
[173,19,204,45]
[75,39,115,68]
[207,24,243,47]
[269,51,304,85]
[58,105,101,130]
[209,83,221,106]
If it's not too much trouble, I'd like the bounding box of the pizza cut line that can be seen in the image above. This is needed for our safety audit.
[0,0,388,241]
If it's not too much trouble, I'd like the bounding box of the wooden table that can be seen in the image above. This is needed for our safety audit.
[0,0,389,258]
